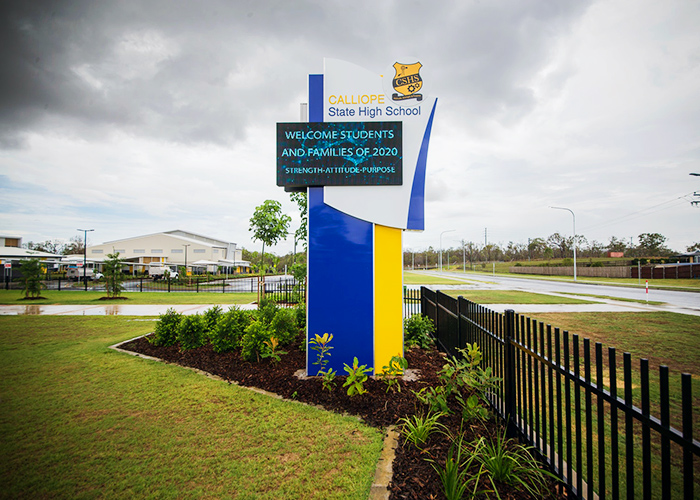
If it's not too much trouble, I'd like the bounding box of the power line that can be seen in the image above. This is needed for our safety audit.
[580,193,694,232]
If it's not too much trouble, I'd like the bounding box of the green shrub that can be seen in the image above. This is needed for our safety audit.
[210,307,253,353]
[177,314,207,350]
[257,299,279,325]
[270,307,298,345]
[150,308,182,346]
[295,302,306,330]
[203,305,223,335]
[241,320,274,362]
[404,314,435,349]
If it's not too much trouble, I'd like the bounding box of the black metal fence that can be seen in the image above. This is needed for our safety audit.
[403,287,421,318]
[421,286,699,499]
[4,275,306,303]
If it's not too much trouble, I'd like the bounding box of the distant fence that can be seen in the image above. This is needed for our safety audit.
[421,287,699,499]
[632,263,700,279]
[4,276,306,303]
[510,266,632,278]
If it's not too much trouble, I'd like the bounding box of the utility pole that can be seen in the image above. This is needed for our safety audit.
[183,244,190,284]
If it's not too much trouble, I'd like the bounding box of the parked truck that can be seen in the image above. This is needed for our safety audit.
[66,267,103,281]
[148,263,179,280]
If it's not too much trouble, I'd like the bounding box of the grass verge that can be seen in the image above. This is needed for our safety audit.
[0,316,383,499]
[0,290,258,305]
[515,311,700,497]
[403,271,473,285]
[439,290,595,304]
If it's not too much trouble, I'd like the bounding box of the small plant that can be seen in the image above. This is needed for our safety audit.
[399,411,445,449]
[177,314,207,350]
[380,355,408,393]
[261,336,287,364]
[472,426,559,498]
[308,332,333,375]
[428,434,474,500]
[439,343,499,399]
[241,320,274,362]
[413,386,451,414]
[403,314,435,349]
[320,368,337,392]
[456,393,490,422]
[342,357,372,396]
[270,307,298,346]
[150,308,182,346]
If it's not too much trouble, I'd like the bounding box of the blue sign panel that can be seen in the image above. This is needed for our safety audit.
[276,121,402,187]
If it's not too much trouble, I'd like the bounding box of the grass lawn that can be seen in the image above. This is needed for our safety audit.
[0,290,258,305]
[527,311,699,431]
[402,271,474,285]
[557,292,666,306]
[0,316,383,499]
[439,290,595,304]
[518,311,700,497]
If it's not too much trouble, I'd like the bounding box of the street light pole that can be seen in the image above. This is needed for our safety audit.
[183,244,190,284]
[77,228,94,290]
[550,206,577,282]
[439,230,455,273]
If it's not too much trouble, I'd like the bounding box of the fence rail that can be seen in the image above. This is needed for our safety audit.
[421,286,698,499]
[4,275,306,303]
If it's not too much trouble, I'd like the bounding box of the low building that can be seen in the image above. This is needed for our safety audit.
[86,230,250,274]
[1,235,63,279]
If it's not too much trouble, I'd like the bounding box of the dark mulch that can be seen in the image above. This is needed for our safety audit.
[120,335,567,500]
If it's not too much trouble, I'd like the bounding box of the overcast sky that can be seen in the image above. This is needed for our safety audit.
[1,0,699,256]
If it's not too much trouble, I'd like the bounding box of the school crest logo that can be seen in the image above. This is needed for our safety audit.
[392,62,423,102]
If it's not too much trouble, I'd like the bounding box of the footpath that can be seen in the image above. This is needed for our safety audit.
[1,300,698,316]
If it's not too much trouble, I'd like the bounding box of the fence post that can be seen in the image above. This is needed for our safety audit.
[504,309,517,439]
[140,278,143,292]
[57,277,61,291]
[168,278,171,293]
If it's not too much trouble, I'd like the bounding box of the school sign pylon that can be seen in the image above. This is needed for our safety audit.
[277,58,437,375]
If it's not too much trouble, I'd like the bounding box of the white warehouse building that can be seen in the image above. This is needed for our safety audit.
[87,230,250,274]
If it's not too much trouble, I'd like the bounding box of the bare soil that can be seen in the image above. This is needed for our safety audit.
[121,335,567,499]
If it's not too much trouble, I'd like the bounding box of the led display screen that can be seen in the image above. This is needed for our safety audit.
[276,121,402,187]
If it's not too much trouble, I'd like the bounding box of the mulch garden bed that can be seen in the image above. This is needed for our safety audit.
[121,335,567,499]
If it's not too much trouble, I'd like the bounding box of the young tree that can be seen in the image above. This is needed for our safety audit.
[20,259,44,299]
[103,252,125,299]
[249,200,291,278]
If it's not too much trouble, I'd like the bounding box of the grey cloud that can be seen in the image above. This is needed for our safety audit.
[1,0,594,148]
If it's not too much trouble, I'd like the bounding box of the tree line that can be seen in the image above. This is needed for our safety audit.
[404,233,700,268]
